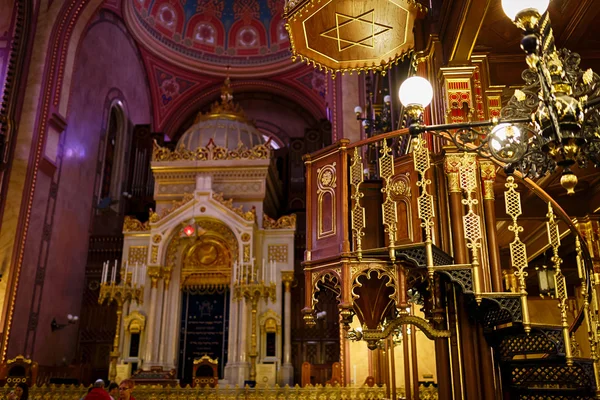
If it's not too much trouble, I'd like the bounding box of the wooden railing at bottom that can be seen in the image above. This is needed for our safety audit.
[0,383,440,400]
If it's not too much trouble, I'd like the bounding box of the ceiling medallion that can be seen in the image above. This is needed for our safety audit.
[285,0,426,75]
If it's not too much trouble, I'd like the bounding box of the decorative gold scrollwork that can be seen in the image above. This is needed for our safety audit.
[505,176,531,333]
[350,148,366,258]
[379,140,398,260]
[149,193,195,224]
[459,153,482,302]
[123,216,150,232]
[212,193,256,222]
[263,213,297,229]
[546,202,572,365]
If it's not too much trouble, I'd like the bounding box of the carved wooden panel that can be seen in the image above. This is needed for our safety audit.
[360,181,385,250]
[305,141,350,262]
[392,154,421,244]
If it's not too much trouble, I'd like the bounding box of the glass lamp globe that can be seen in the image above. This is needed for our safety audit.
[398,77,433,108]
[501,0,549,20]
[489,124,526,162]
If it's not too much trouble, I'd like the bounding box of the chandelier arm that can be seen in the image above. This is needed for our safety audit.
[584,96,600,112]
[409,117,531,136]
[433,129,493,158]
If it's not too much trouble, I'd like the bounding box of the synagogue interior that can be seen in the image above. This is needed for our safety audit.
[1,0,600,399]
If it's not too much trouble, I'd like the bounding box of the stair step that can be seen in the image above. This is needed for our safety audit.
[506,358,596,392]
[478,293,523,328]
[488,326,566,361]
[513,387,596,400]
[393,243,453,268]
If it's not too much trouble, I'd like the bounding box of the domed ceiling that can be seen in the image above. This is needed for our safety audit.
[126,0,294,77]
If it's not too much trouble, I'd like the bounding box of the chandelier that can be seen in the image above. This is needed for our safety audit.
[398,0,600,194]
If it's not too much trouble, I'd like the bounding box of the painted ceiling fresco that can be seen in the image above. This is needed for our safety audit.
[130,0,291,72]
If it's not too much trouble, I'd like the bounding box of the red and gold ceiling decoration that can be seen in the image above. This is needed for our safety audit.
[284,0,426,74]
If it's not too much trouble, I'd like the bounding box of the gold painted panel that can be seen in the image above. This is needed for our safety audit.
[268,245,288,263]
[128,246,148,265]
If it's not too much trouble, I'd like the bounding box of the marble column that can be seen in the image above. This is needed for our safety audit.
[280,271,294,385]
[238,299,250,382]
[118,300,130,363]
[142,267,161,367]
[158,274,171,365]
[224,289,239,384]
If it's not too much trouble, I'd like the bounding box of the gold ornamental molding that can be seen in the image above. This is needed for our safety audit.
[212,193,256,222]
[263,213,297,229]
[123,216,150,233]
[149,193,195,223]
[152,141,271,162]
[285,0,426,75]
[124,311,146,334]
[194,354,218,366]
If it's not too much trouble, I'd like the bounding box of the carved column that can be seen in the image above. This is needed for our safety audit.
[444,154,480,399]
[480,161,503,291]
[143,267,161,366]
[444,155,468,262]
[280,271,294,385]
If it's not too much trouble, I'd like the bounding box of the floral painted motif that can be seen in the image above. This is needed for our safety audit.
[156,70,196,106]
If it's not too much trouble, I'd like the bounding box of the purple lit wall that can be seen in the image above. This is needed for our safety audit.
[8,10,152,365]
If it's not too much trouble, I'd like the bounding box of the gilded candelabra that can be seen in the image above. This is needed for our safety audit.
[234,261,276,384]
[98,262,145,381]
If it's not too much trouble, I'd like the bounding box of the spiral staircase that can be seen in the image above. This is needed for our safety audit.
[302,135,600,399]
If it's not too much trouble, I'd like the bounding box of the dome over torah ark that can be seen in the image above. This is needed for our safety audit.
[176,78,268,153]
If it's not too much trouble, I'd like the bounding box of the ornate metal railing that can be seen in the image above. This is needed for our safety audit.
[0,384,391,400]
[303,124,600,393]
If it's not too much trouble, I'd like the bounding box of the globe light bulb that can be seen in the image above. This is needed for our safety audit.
[489,124,526,162]
[398,77,433,108]
[501,0,549,21]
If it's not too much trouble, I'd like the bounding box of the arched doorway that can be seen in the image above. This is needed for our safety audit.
[176,233,233,384]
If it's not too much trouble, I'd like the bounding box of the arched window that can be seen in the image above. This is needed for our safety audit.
[98,103,127,211]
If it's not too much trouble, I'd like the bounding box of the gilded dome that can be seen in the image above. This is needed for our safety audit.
[177,78,266,151]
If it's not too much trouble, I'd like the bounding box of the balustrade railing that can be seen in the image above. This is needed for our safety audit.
[0,384,391,400]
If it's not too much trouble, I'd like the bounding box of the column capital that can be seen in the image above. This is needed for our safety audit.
[281,271,295,292]
[444,154,462,193]
[479,161,497,200]
[148,265,163,289]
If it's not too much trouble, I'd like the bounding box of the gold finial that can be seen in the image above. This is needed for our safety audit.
[560,168,578,195]
[194,70,248,123]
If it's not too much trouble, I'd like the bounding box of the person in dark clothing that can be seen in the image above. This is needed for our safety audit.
[108,382,119,400]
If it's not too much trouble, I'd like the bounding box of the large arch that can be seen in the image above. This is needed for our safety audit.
[164,81,326,140]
